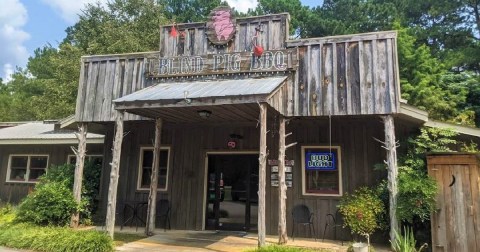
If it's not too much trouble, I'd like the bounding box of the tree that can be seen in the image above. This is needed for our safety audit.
[161,0,225,23]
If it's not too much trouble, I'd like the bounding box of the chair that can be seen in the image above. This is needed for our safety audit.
[322,209,348,245]
[291,205,316,241]
[156,199,171,232]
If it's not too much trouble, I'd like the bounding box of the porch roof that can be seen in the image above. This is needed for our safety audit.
[113,77,288,122]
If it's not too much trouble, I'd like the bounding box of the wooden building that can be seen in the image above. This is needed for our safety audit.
[0,120,104,203]
[72,10,479,240]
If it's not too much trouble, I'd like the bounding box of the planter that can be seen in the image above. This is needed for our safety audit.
[352,242,368,252]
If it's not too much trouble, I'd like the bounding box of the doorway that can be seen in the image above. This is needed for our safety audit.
[205,153,259,231]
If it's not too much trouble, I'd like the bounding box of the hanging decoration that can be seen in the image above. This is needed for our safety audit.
[170,23,178,37]
[251,24,264,57]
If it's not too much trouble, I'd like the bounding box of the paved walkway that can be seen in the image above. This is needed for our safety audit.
[114,228,378,252]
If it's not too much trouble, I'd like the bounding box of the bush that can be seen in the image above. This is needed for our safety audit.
[338,187,384,245]
[42,161,102,221]
[391,227,428,252]
[0,223,114,252]
[16,181,77,226]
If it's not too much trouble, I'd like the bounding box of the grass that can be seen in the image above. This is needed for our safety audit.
[113,232,148,246]
[245,245,333,252]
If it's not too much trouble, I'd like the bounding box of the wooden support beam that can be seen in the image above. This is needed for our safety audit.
[70,123,88,228]
[105,110,125,238]
[382,115,399,243]
[145,118,163,235]
[258,103,268,247]
[278,116,288,244]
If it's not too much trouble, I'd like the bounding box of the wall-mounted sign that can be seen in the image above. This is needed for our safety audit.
[145,49,297,78]
[206,6,236,45]
[268,159,295,166]
[305,151,336,170]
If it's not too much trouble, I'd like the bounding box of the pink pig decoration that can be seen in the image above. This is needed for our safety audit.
[211,10,234,41]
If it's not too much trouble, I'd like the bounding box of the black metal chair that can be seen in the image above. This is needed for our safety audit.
[322,209,348,245]
[291,204,316,241]
[156,199,171,232]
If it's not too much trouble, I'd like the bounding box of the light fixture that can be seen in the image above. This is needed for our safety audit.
[197,110,212,119]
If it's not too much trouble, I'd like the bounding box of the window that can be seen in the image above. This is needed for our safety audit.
[301,146,342,196]
[137,147,170,191]
[67,155,103,166]
[7,155,49,182]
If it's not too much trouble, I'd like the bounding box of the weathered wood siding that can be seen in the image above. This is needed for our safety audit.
[287,31,400,116]
[0,144,103,203]
[159,14,289,57]
[75,54,157,122]
[427,154,480,252]
[94,117,414,236]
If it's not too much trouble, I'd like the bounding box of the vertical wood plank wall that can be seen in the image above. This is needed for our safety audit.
[159,14,289,57]
[427,154,480,252]
[97,118,395,236]
[0,144,103,203]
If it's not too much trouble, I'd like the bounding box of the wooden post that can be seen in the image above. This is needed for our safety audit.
[383,115,399,243]
[105,110,125,238]
[145,118,163,236]
[258,103,268,247]
[278,116,288,244]
[70,123,88,228]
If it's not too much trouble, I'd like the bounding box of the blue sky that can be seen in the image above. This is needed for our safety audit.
[0,0,322,81]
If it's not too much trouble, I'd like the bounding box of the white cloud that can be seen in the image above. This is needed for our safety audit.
[41,0,109,24]
[226,0,258,13]
[0,0,29,82]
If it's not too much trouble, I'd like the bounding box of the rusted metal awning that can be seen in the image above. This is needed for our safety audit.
[113,76,289,122]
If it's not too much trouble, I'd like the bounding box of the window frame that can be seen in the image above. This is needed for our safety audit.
[67,154,104,165]
[6,154,49,183]
[136,146,171,191]
[301,145,343,197]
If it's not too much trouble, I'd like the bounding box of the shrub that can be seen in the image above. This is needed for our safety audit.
[338,187,384,246]
[42,161,102,220]
[0,223,114,252]
[16,181,77,226]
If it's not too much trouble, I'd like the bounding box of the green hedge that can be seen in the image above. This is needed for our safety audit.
[0,223,114,252]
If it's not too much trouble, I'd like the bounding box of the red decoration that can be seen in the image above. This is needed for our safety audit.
[170,25,178,37]
[227,140,237,149]
[254,45,264,56]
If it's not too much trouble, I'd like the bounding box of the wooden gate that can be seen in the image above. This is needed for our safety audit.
[427,154,480,252]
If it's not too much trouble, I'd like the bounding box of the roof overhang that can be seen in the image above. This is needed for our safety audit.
[113,77,288,122]
[0,138,104,145]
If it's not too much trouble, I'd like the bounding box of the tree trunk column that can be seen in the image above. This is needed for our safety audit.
[145,118,163,235]
[105,110,125,238]
[278,116,288,244]
[258,103,267,247]
[383,115,399,242]
[70,123,88,228]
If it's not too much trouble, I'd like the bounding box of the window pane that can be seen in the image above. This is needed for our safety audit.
[30,156,48,168]
[68,156,76,164]
[303,147,340,195]
[29,169,46,181]
[140,149,169,189]
[9,168,27,181]
[11,156,28,168]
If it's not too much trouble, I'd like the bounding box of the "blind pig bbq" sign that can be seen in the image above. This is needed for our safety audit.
[145,49,297,78]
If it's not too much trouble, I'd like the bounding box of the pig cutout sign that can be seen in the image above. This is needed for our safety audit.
[206,6,236,45]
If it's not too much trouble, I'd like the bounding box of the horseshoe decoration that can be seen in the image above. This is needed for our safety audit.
[449,175,456,187]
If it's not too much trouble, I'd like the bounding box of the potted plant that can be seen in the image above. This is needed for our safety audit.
[338,187,384,252]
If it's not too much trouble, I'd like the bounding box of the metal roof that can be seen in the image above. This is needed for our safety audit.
[114,77,288,103]
[0,122,104,145]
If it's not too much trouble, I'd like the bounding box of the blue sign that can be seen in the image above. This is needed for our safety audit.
[305,151,336,170]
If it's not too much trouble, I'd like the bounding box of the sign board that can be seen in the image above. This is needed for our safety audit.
[305,151,336,170]
[146,49,298,77]
[205,6,236,45]
[268,159,295,166]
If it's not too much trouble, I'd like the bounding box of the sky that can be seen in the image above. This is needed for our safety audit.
[0,0,322,81]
